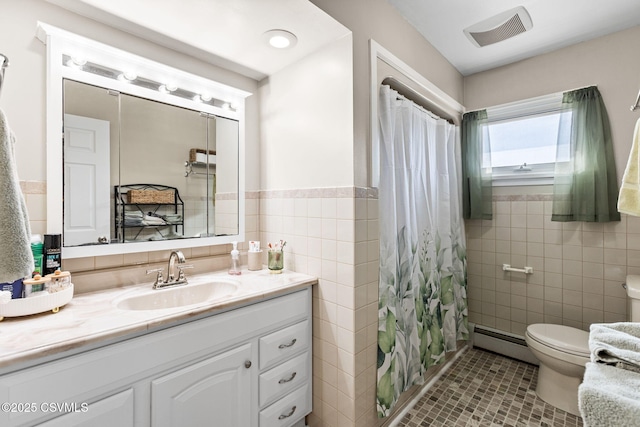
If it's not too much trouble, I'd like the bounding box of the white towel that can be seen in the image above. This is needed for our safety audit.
[579,362,640,427]
[142,215,166,226]
[618,118,640,216]
[0,109,33,283]
[589,322,640,373]
[0,290,11,304]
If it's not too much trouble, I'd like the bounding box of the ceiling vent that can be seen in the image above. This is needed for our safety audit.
[463,6,533,48]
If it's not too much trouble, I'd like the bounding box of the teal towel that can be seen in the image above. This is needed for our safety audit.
[0,109,33,283]
[579,362,640,427]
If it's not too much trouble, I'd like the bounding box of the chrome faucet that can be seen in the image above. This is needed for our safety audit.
[146,250,193,289]
[167,250,186,282]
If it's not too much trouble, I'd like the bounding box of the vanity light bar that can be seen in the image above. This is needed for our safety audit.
[61,54,236,111]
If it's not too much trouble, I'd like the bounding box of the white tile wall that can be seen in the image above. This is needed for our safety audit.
[21,181,47,236]
[259,187,379,427]
[467,192,631,336]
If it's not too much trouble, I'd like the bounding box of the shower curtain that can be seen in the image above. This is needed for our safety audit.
[376,85,468,417]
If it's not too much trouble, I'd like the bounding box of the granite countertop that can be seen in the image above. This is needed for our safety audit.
[0,269,317,372]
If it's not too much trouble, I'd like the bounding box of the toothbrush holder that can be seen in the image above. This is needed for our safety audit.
[248,250,263,271]
[267,249,284,274]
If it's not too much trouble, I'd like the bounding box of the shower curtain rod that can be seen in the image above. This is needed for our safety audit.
[382,76,456,124]
[395,91,442,121]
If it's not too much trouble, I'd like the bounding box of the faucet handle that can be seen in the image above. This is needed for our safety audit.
[146,268,165,286]
[177,264,194,281]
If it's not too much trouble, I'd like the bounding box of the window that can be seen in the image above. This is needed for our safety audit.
[483,93,571,185]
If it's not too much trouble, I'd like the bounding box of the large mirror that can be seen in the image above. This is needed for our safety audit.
[63,80,239,248]
[39,22,249,258]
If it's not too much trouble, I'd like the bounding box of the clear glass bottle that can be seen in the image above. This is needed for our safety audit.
[229,241,241,275]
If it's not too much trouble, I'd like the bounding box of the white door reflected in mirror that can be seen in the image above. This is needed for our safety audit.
[63,114,111,246]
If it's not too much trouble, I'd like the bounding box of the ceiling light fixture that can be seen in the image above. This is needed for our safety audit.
[263,29,298,49]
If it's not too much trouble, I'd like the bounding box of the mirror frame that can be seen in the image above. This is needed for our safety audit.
[36,22,250,258]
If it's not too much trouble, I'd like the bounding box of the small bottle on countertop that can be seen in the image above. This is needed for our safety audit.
[43,234,62,275]
[31,235,44,277]
[228,241,241,275]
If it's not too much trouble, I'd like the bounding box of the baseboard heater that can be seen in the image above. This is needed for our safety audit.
[471,324,539,365]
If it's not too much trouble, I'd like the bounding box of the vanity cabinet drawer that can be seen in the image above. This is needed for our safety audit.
[259,351,309,407]
[259,384,310,427]
[259,319,309,370]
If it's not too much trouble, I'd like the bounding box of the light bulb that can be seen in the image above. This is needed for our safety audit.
[159,84,177,94]
[269,35,291,49]
[117,71,137,82]
[263,30,298,49]
[65,56,87,69]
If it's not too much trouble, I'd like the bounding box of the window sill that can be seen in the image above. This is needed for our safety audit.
[491,174,554,187]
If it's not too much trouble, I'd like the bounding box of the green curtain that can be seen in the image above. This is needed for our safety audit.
[552,86,620,222]
[461,110,492,220]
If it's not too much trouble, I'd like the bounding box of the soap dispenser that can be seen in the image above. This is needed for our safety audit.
[229,241,241,275]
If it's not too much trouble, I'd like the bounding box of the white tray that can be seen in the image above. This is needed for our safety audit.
[0,284,74,320]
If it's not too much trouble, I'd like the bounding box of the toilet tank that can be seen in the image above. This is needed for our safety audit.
[625,275,640,322]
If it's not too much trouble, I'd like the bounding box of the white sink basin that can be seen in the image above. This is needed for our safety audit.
[115,280,239,311]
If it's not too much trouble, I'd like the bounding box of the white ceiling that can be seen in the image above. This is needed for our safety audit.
[47,0,350,81]
[389,0,640,76]
[48,1,640,79]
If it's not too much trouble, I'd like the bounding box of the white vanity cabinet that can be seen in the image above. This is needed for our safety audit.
[36,389,135,427]
[152,343,254,427]
[0,287,312,427]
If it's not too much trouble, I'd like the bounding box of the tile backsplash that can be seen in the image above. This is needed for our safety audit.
[466,188,632,336]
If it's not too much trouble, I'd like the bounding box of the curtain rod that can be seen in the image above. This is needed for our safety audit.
[394,91,442,121]
[468,84,598,115]
[382,77,456,124]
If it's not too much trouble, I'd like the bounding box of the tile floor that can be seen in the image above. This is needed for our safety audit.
[395,347,584,427]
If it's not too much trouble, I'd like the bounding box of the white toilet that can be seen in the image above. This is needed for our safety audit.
[525,324,589,415]
[525,276,640,416]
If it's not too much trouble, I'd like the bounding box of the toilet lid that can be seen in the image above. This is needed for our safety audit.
[526,324,590,356]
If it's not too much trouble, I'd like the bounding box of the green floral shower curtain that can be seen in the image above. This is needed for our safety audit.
[377,85,469,418]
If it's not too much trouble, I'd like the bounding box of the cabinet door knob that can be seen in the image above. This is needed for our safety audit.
[278,338,297,349]
[278,405,297,420]
[278,372,297,384]
[244,360,252,369]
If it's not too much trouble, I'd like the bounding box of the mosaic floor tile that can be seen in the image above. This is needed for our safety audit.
[396,348,584,427]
